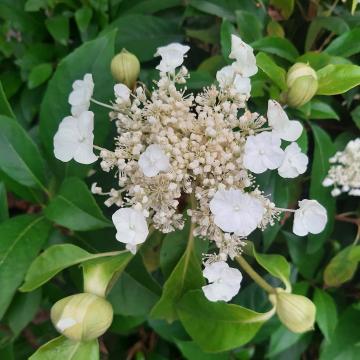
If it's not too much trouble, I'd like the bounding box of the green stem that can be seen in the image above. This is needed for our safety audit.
[236,255,275,294]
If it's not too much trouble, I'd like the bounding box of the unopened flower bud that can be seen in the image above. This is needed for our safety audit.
[269,288,316,333]
[285,63,318,108]
[111,49,140,89]
[51,293,113,341]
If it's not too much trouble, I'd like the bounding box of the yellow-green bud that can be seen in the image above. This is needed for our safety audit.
[110,49,140,89]
[285,63,318,108]
[51,293,113,341]
[269,288,316,333]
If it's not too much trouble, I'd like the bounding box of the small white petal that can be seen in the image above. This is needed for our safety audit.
[138,144,170,177]
[114,83,130,102]
[112,208,149,253]
[68,74,94,116]
[293,200,327,236]
[209,189,265,236]
[216,66,235,88]
[267,100,303,141]
[154,43,190,73]
[278,142,308,178]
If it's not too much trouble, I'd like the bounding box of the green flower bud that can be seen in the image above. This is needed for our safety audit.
[111,49,140,89]
[285,63,318,108]
[269,288,316,333]
[51,293,113,341]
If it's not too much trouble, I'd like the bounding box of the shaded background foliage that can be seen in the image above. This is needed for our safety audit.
[0,0,360,359]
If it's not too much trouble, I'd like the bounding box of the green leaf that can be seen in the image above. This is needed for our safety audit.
[175,340,229,360]
[296,52,349,71]
[305,17,349,52]
[267,325,303,357]
[310,99,339,120]
[308,124,336,253]
[251,37,299,62]
[270,0,294,19]
[20,243,125,292]
[324,245,360,287]
[256,52,286,90]
[44,177,111,231]
[0,115,47,192]
[82,251,133,297]
[0,182,8,222]
[244,242,291,291]
[28,63,52,89]
[29,336,99,360]
[39,31,116,173]
[236,10,263,43]
[178,290,273,352]
[0,81,15,118]
[325,27,360,58]
[0,215,51,318]
[313,288,337,341]
[75,7,93,33]
[102,15,183,62]
[151,235,204,321]
[6,289,41,337]
[320,306,360,360]
[115,0,182,15]
[45,15,70,45]
[350,105,360,129]
[316,64,360,95]
[220,19,235,61]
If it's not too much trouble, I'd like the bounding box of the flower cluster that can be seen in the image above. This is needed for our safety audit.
[53,35,328,302]
[323,138,360,196]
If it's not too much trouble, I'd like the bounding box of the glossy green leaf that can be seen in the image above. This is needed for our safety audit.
[313,288,337,341]
[220,19,235,61]
[28,63,52,89]
[6,289,42,337]
[39,31,116,172]
[20,244,124,292]
[251,37,299,62]
[267,325,303,357]
[296,52,349,71]
[236,10,262,43]
[115,0,181,15]
[178,290,273,352]
[45,177,111,231]
[305,17,349,52]
[0,115,47,192]
[0,215,51,318]
[256,52,286,90]
[324,245,360,287]
[45,15,69,45]
[325,28,360,58]
[0,81,15,118]
[29,336,99,360]
[308,124,336,252]
[102,15,183,62]
[316,64,360,95]
[320,306,360,360]
[151,235,204,321]
[244,242,291,291]
[75,7,93,33]
[310,99,339,120]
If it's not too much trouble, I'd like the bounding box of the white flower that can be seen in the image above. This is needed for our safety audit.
[243,132,285,174]
[68,74,94,116]
[229,35,258,77]
[154,43,190,73]
[278,142,308,178]
[53,111,97,164]
[138,144,170,177]
[202,261,242,302]
[293,199,327,236]
[112,208,149,254]
[114,83,130,102]
[267,100,303,142]
[216,66,235,88]
[209,189,265,236]
[322,177,334,187]
[331,188,341,197]
[233,74,251,95]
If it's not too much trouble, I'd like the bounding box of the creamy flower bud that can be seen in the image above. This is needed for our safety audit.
[269,289,316,333]
[51,293,113,341]
[286,63,318,108]
[111,49,140,89]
